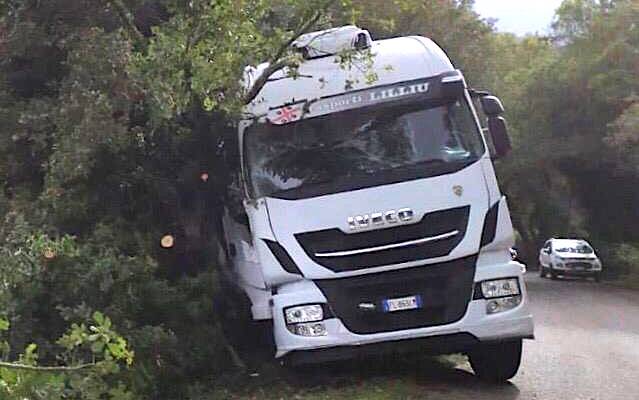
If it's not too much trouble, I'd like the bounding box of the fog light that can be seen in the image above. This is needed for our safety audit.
[486,295,521,314]
[284,304,323,324]
[480,278,520,298]
[293,322,327,337]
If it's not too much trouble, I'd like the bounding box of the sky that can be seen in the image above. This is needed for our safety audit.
[473,0,565,36]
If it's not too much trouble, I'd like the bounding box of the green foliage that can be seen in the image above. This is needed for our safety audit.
[132,0,350,117]
[610,244,639,278]
[0,311,134,399]
[606,99,639,172]
[486,0,639,262]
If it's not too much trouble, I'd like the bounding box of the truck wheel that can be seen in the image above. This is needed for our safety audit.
[216,279,275,368]
[468,339,522,383]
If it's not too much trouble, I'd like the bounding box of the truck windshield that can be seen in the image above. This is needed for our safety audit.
[244,98,485,199]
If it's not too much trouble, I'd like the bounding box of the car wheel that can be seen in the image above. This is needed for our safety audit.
[594,272,601,282]
[539,265,545,278]
[468,339,523,383]
[550,267,558,280]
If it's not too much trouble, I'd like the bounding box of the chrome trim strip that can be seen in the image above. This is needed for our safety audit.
[314,230,459,258]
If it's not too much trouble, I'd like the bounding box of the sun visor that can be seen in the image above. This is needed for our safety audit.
[266,70,465,125]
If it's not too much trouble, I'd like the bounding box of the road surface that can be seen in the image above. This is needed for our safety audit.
[508,274,639,399]
[255,273,639,400]
[407,273,639,399]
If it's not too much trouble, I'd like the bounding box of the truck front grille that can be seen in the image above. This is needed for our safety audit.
[315,256,476,334]
[295,206,469,272]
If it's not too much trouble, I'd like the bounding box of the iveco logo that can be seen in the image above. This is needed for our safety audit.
[347,208,414,231]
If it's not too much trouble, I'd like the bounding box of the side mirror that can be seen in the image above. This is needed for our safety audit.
[488,116,511,158]
[480,95,505,116]
[480,95,510,158]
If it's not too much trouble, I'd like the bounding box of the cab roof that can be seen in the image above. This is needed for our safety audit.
[243,35,455,118]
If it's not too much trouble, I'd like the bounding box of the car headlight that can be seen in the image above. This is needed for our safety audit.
[480,278,520,298]
[284,304,323,324]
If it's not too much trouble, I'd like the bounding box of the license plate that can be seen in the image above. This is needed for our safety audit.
[382,295,422,313]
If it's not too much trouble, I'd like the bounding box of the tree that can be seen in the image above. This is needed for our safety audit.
[0,0,358,396]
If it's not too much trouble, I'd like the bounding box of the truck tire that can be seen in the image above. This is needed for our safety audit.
[216,278,275,367]
[468,339,522,383]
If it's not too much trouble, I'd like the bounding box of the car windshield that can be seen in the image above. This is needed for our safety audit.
[556,243,594,254]
[244,98,484,199]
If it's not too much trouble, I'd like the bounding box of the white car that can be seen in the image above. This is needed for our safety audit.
[539,238,602,281]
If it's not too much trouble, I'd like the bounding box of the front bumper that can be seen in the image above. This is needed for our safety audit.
[284,332,480,365]
[553,268,600,276]
[552,262,601,275]
[272,260,534,360]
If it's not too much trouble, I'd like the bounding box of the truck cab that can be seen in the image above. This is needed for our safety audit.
[222,26,534,382]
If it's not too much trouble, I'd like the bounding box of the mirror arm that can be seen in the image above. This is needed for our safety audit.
[468,88,492,98]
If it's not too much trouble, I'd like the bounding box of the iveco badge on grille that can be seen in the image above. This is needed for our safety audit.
[348,208,414,230]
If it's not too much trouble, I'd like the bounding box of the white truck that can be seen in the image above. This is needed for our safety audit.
[221,26,534,382]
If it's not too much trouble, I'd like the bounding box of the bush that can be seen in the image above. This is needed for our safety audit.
[0,217,231,398]
[606,243,639,284]
[0,312,134,399]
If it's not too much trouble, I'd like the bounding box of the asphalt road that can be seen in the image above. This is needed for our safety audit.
[507,273,639,400]
[263,273,639,400]
[410,273,639,400]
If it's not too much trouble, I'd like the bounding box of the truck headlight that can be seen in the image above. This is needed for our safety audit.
[291,322,327,337]
[478,278,522,315]
[486,296,522,314]
[480,278,520,298]
[284,304,323,324]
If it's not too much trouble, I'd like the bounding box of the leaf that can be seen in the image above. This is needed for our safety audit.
[91,341,105,354]
[92,311,105,325]
[0,319,9,332]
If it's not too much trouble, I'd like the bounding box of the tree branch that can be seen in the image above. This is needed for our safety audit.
[0,361,96,372]
[241,0,338,105]
[109,0,145,42]
[242,56,300,105]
